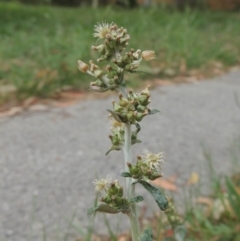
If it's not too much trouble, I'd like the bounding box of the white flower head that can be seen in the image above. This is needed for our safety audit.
[93,176,112,193]
[142,50,156,61]
[93,22,113,39]
[142,149,164,169]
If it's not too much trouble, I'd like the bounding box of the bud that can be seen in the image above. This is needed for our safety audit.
[148,172,162,180]
[133,49,141,60]
[126,111,135,123]
[117,187,123,197]
[137,104,146,113]
[129,166,140,177]
[89,60,99,72]
[137,155,142,161]
[142,50,156,61]
[92,45,105,54]
[91,79,105,88]
[120,35,130,44]
[93,69,104,78]
[141,85,151,96]
[107,69,118,79]
[112,101,123,113]
[108,182,119,196]
[115,197,124,206]
[112,136,121,146]
[138,95,150,106]
[135,111,148,122]
[77,60,89,73]
[101,195,112,204]
[119,94,129,107]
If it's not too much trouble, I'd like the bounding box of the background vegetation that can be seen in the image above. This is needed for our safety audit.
[2,0,240,10]
[0,1,240,107]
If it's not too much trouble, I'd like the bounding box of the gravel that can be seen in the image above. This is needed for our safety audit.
[0,71,240,241]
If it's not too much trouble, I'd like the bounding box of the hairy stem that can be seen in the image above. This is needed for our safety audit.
[119,74,140,241]
[123,124,132,196]
[123,123,140,241]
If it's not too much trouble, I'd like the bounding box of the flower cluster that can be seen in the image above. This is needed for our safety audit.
[94,177,129,210]
[78,22,156,92]
[110,86,151,125]
[80,23,168,232]
[127,150,164,181]
[106,119,141,155]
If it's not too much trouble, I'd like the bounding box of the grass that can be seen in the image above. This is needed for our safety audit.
[0,2,240,104]
[73,172,240,241]
[72,143,240,241]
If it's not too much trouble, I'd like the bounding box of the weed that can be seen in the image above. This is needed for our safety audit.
[0,2,240,102]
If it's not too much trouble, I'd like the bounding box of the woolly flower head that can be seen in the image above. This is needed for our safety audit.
[93,176,112,192]
[142,149,164,169]
[93,22,113,39]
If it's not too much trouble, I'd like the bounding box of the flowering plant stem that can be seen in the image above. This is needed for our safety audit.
[79,22,168,241]
[120,80,140,240]
[123,123,140,241]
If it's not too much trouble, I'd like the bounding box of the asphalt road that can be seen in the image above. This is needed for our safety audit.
[0,71,240,241]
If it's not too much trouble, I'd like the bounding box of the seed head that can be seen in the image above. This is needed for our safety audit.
[142,149,164,169]
[142,50,156,61]
[93,22,113,39]
[93,176,112,192]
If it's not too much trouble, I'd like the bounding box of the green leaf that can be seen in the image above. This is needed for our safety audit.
[148,109,160,115]
[106,109,123,123]
[130,196,144,203]
[138,180,168,211]
[140,227,153,241]
[105,146,121,156]
[121,172,132,177]
[135,123,141,133]
[132,139,142,145]
[88,204,119,216]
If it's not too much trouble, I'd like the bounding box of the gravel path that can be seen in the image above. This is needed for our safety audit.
[0,71,240,241]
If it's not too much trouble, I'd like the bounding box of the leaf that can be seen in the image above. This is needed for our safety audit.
[107,109,122,123]
[88,203,119,216]
[132,139,142,145]
[105,146,121,156]
[121,172,132,177]
[151,178,178,192]
[140,227,153,241]
[138,180,168,211]
[130,196,144,203]
[148,109,160,115]
[135,123,141,133]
